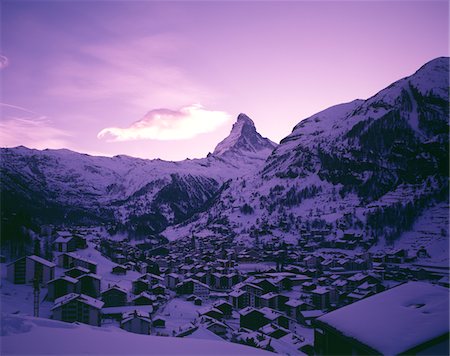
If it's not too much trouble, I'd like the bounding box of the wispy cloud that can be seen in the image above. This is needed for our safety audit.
[0,55,9,70]
[97,104,231,141]
[0,104,71,149]
[46,34,213,111]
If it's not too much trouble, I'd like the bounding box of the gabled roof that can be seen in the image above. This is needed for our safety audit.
[55,236,74,243]
[101,285,128,295]
[52,293,104,310]
[48,275,79,285]
[60,252,97,266]
[27,255,56,268]
[120,310,152,324]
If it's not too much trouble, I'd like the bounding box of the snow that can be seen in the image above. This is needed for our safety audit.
[317,282,449,355]
[0,314,269,355]
[52,293,104,310]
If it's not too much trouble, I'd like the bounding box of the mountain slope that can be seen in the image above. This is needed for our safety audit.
[1,114,277,239]
[165,57,449,255]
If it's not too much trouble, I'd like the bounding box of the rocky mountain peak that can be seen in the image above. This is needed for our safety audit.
[213,113,277,157]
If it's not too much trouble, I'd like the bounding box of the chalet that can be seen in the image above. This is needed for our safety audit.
[347,273,381,291]
[347,281,385,302]
[255,279,278,294]
[213,300,233,318]
[76,273,101,298]
[111,265,127,275]
[194,297,203,306]
[120,310,152,335]
[260,292,289,311]
[151,284,166,295]
[153,317,166,328]
[176,279,210,297]
[242,283,264,307]
[64,266,90,278]
[202,317,228,336]
[311,287,337,310]
[47,276,79,301]
[132,278,149,295]
[7,255,55,285]
[260,307,289,329]
[198,307,224,321]
[228,289,247,309]
[51,293,103,326]
[101,285,128,307]
[239,307,270,331]
[133,291,156,305]
[314,282,449,356]
[285,299,312,323]
[54,235,77,253]
[57,253,97,274]
[164,273,180,290]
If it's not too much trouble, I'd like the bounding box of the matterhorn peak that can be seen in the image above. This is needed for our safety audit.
[212,113,277,157]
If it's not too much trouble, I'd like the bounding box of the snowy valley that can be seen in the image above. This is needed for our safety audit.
[1,57,449,355]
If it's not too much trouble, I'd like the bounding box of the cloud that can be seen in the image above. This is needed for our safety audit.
[97,104,231,141]
[0,104,71,149]
[45,34,215,111]
[0,55,9,69]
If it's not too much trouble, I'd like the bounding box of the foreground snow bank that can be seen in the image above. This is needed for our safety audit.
[1,314,269,355]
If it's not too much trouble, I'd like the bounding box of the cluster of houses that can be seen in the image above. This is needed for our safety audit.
[4,227,449,354]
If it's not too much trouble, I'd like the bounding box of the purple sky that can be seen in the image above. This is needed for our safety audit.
[1,1,448,160]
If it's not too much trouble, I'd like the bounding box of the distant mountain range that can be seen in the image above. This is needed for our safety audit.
[1,111,276,238]
[1,57,448,252]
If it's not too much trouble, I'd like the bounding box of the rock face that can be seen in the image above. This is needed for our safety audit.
[213,113,277,157]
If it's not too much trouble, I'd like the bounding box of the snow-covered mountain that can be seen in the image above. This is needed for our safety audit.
[164,57,449,255]
[2,57,448,255]
[0,114,277,237]
[213,113,277,158]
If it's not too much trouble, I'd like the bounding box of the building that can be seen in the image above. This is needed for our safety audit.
[51,293,103,326]
[54,235,77,253]
[7,255,55,285]
[101,285,128,307]
[239,307,269,331]
[120,310,152,335]
[47,276,79,301]
[57,253,97,274]
[76,273,101,298]
[314,282,449,355]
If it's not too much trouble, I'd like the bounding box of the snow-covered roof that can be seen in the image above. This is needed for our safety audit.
[121,310,151,324]
[260,307,283,321]
[63,252,97,266]
[28,255,56,268]
[239,307,261,316]
[316,282,449,355]
[101,284,128,295]
[229,289,246,297]
[48,275,79,285]
[260,292,278,300]
[55,236,74,243]
[311,287,330,295]
[285,299,306,308]
[132,292,156,301]
[52,293,104,310]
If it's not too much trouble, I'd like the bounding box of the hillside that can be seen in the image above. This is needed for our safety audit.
[164,57,449,254]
